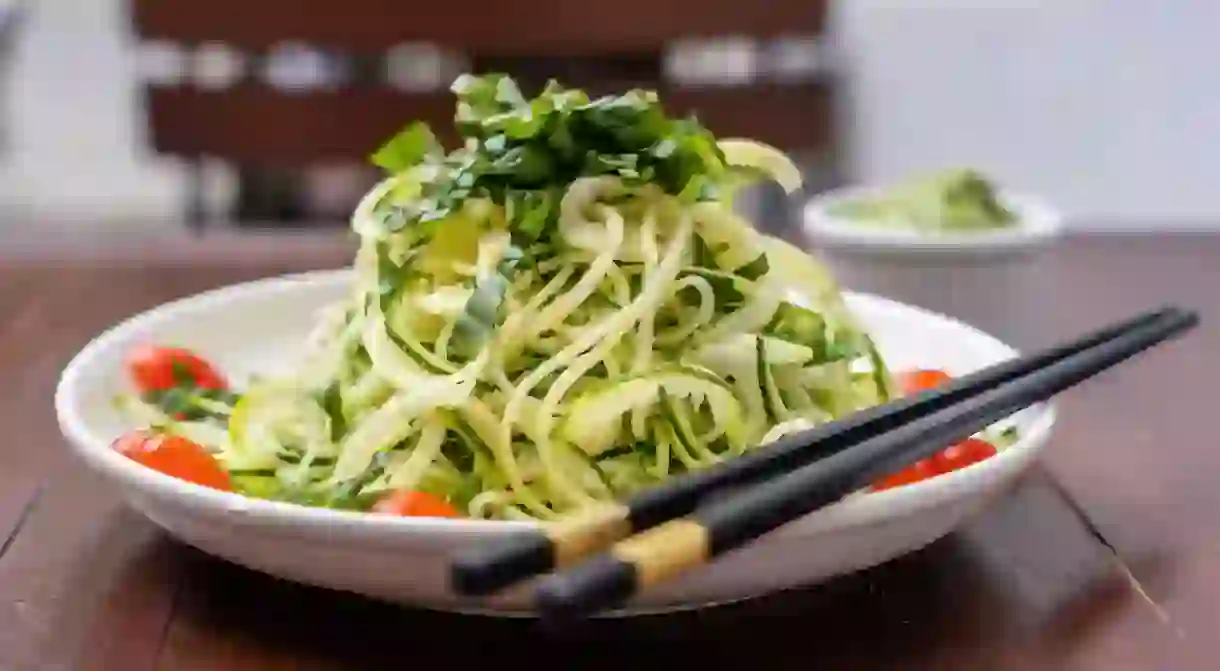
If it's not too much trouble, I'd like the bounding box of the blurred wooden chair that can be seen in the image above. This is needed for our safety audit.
[130,0,835,231]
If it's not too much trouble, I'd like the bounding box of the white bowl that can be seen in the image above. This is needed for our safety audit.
[803,185,1063,260]
[55,269,1055,616]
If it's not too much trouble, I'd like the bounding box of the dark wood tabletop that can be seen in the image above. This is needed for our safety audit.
[1,232,1214,669]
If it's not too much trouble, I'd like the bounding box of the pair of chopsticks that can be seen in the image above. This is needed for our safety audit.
[450,306,1197,619]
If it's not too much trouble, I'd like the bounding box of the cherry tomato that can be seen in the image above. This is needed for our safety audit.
[126,344,226,394]
[112,430,233,492]
[932,438,997,474]
[897,369,952,395]
[871,458,940,491]
[372,491,462,518]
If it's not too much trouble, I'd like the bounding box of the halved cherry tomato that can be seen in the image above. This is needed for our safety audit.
[112,430,233,492]
[871,458,940,491]
[372,490,461,518]
[871,438,999,491]
[932,438,997,474]
[126,344,226,394]
[897,369,952,395]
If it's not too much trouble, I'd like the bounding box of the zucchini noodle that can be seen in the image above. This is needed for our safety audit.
[116,75,904,519]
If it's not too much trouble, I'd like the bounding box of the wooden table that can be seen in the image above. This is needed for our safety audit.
[1,233,1214,669]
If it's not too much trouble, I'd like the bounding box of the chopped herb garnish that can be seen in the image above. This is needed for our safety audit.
[374,242,421,313]
[370,122,441,174]
[451,245,525,357]
[440,436,477,473]
[144,384,236,423]
[368,74,728,244]
[198,387,241,406]
[678,268,747,313]
[170,361,194,386]
[734,253,770,281]
[325,464,387,511]
[318,383,347,442]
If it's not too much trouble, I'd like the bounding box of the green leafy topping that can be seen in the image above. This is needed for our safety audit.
[324,462,389,511]
[674,240,764,314]
[676,174,721,204]
[318,383,347,442]
[451,245,524,357]
[375,243,401,302]
[440,432,477,473]
[144,385,237,423]
[370,122,442,174]
[504,187,561,241]
[146,387,199,419]
[370,74,728,244]
[373,242,422,313]
[678,268,747,313]
[211,388,241,405]
[170,361,194,386]
[733,253,770,281]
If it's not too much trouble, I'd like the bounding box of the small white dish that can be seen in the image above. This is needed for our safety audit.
[55,269,1054,616]
[803,185,1063,260]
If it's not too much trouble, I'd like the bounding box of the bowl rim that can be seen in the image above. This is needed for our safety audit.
[55,269,1056,543]
[802,184,1064,254]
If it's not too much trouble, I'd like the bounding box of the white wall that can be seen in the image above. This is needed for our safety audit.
[0,0,185,225]
[834,0,1220,228]
[1,1,1218,227]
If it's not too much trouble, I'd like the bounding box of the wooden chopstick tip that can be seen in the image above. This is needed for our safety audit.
[536,555,637,623]
[610,519,711,589]
[536,519,712,620]
[450,531,555,596]
[448,502,631,596]
[549,503,633,568]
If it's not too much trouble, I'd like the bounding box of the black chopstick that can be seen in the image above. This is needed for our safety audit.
[449,306,1177,596]
[532,308,1198,619]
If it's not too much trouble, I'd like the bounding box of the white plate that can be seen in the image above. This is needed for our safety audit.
[55,269,1055,616]
[803,186,1063,260]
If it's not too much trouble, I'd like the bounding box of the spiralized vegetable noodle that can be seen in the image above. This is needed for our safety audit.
[118,75,901,520]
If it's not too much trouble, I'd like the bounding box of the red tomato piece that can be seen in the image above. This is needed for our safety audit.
[126,344,226,394]
[372,490,462,518]
[112,430,233,492]
[932,438,998,475]
[897,369,952,395]
[871,458,940,491]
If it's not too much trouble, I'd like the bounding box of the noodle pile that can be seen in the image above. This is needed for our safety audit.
[125,75,896,519]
